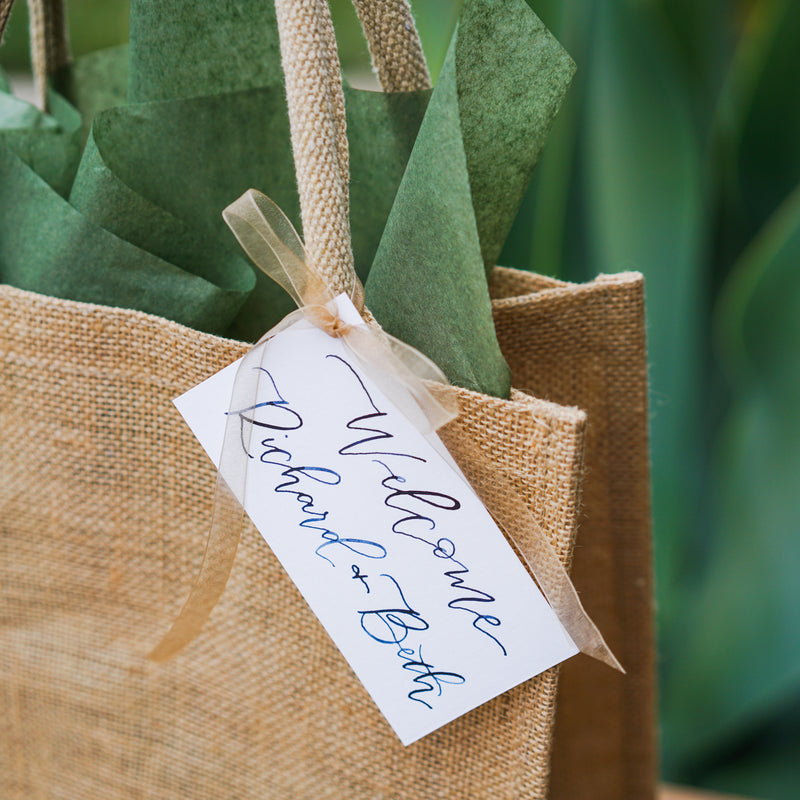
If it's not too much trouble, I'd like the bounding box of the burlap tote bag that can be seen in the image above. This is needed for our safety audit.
[1,1,655,798]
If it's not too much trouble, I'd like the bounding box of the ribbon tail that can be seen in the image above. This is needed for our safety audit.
[148,342,272,662]
[147,474,244,662]
[442,416,624,673]
[513,521,624,672]
[223,190,336,309]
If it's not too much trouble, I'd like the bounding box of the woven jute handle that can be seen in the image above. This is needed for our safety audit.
[0,0,14,42]
[28,0,70,109]
[0,0,70,110]
[274,0,429,298]
[351,0,430,93]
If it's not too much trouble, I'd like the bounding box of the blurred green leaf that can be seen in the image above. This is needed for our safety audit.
[507,5,713,731]
[650,0,733,109]
[410,0,462,83]
[67,0,129,58]
[331,0,461,83]
[501,0,591,276]
[704,0,795,286]
[735,1,800,244]
[692,692,800,800]
[663,185,800,788]
[580,0,707,656]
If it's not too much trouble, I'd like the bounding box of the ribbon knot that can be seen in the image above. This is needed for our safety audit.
[304,303,354,338]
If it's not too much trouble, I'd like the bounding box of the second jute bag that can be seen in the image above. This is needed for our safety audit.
[0,1,656,798]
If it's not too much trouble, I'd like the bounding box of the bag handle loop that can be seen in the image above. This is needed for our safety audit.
[274,0,429,303]
[0,0,70,111]
[351,0,430,93]
[274,0,354,297]
[0,0,13,42]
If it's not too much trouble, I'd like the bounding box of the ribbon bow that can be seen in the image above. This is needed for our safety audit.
[149,190,621,673]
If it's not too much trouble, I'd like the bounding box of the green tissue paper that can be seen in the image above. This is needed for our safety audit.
[0,40,255,333]
[2,0,572,386]
[128,0,282,102]
[69,84,427,341]
[56,44,130,139]
[366,0,575,397]
[457,0,576,273]
[0,1,427,341]
[0,144,254,332]
[0,75,82,196]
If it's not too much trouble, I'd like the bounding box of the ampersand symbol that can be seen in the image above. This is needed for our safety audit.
[351,564,370,593]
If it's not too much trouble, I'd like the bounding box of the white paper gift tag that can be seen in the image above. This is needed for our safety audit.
[175,295,578,745]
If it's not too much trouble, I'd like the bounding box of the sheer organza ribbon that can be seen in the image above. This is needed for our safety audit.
[149,189,622,672]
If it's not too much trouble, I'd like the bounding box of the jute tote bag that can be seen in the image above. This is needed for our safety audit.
[0,2,654,799]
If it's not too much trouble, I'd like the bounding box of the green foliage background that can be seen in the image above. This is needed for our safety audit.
[3,1,799,797]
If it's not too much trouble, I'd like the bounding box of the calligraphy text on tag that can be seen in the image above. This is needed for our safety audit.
[174,295,577,745]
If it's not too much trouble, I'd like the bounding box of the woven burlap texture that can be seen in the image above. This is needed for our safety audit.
[351,0,431,92]
[273,0,427,313]
[491,267,657,800]
[3,0,71,110]
[0,265,594,800]
[0,0,14,44]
